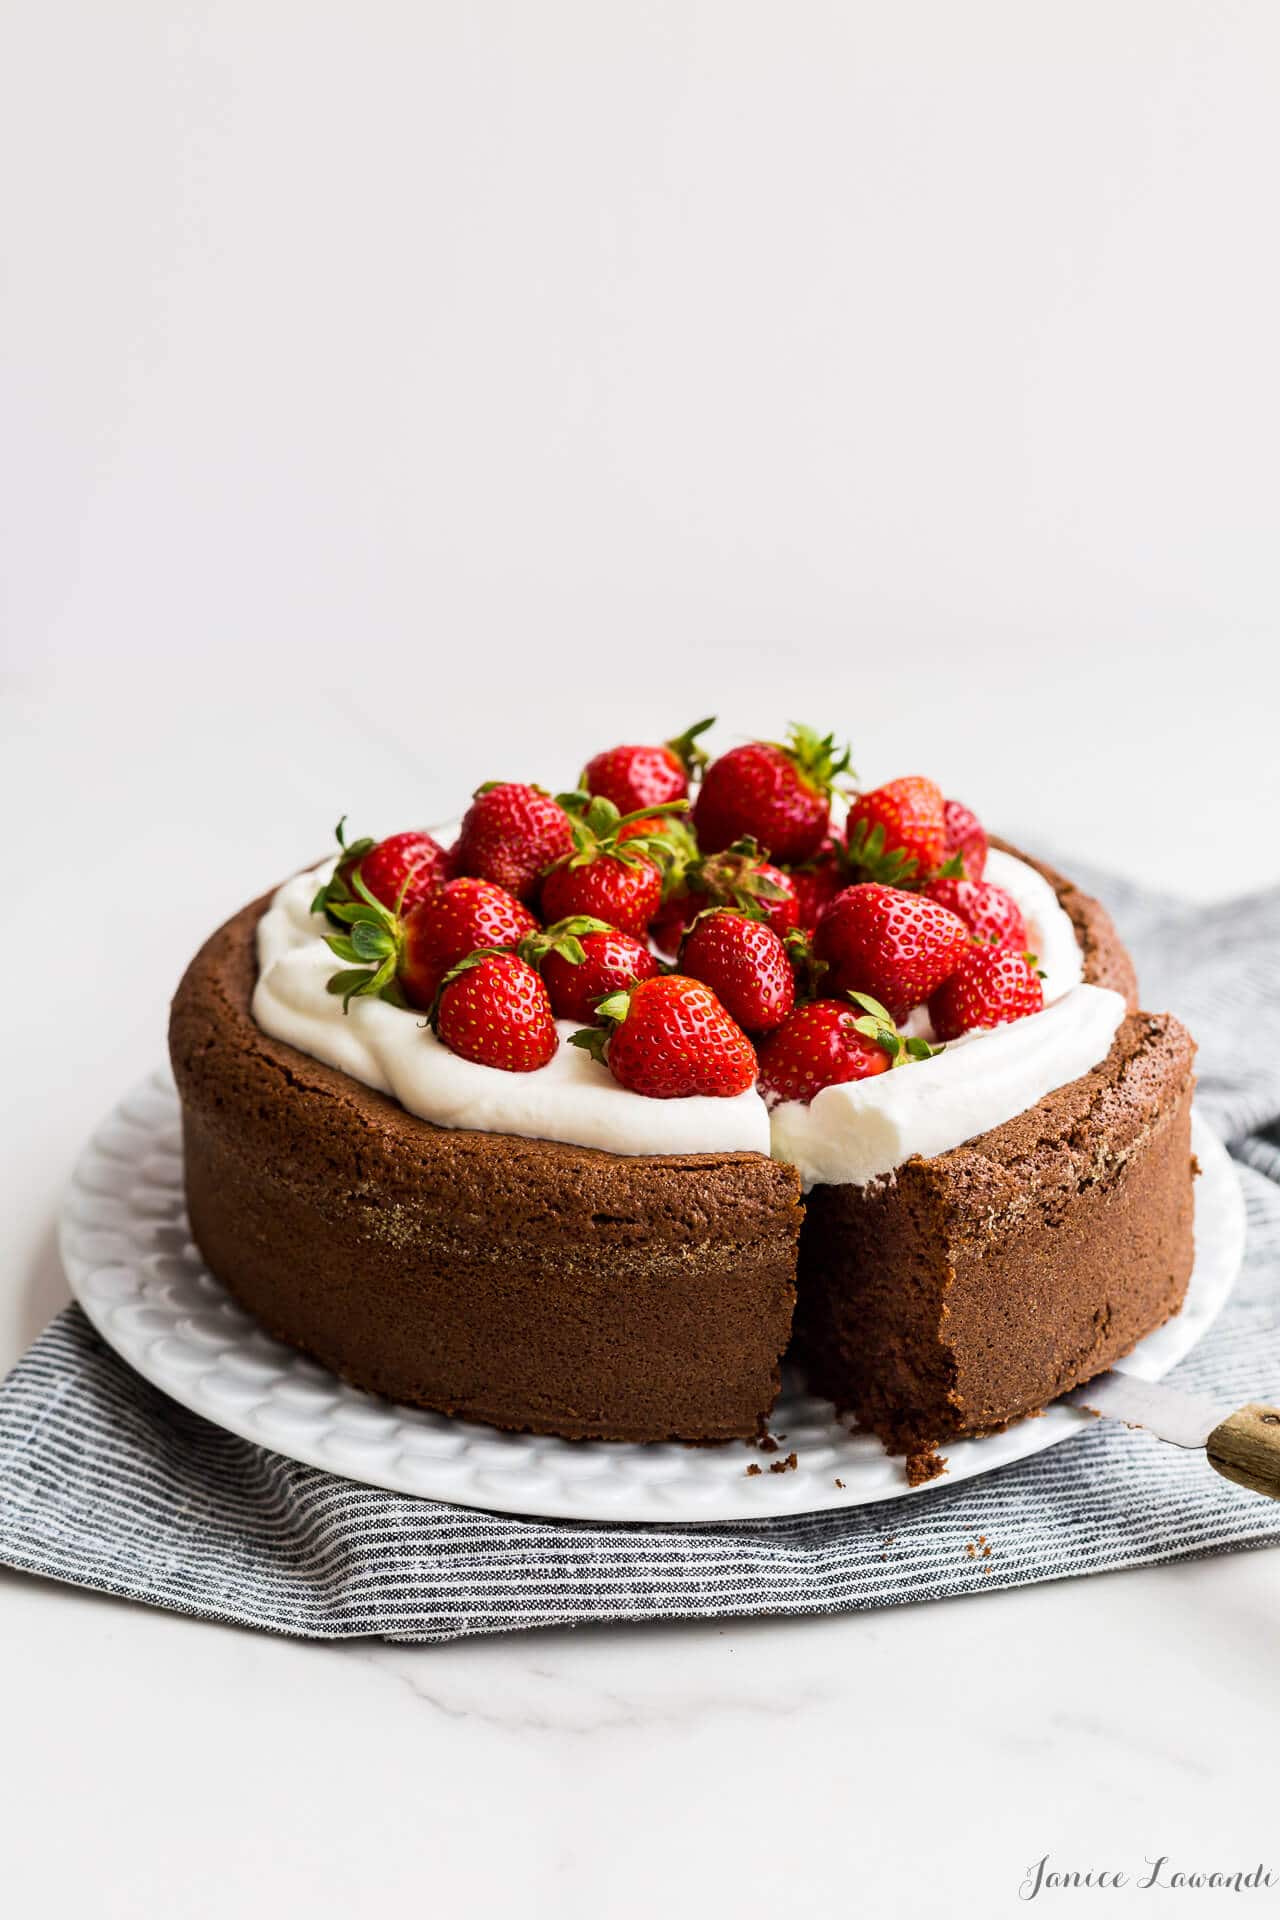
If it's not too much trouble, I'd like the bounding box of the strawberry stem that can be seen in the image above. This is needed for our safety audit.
[665,716,716,777]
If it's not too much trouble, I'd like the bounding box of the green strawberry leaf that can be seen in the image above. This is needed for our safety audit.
[846,818,920,888]
[666,716,716,776]
[847,990,896,1026]
[905,1035,944,1060]
[569,1025,611,1064]
[351,919,396,961]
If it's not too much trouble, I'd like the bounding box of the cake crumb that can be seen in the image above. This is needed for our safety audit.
[759,1433,779,1454]
[905,1444,947,1487]
[834,1478,845,1489]
[965,1542,977,1558]
[768,1451,798,1474]
[745,1463,762,1477]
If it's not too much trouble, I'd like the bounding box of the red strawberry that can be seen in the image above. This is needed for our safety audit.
[322,873,538,1013]
[679,910,796,1036]
[758,992,939,1105]
[572,976,757,1098]
[311,820,447,922]
[540,795,681,938]
[649,839,799,956]
[581,717,714,815]
[693,724,852,863]
[845,776,946,885]
[453,782,574,904]
[929,945,1044,1040]
[399,878,539,1009]
[813,883,970,1021]
[942,798,988,881]
[352,830,447,913]
[924,876,1026,950]
[527,917,660,1024]
[756,1000,893,1105]
[541,853,663,938]
[433,952,558,1072]
[786,836,845,932]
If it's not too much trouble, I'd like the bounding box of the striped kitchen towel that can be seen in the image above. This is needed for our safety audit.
[0,872,1277,1642]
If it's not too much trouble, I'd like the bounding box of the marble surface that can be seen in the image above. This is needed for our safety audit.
[5,4,1280,1907]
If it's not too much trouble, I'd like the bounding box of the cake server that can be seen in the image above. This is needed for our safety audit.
[1066,1374,1280,1498]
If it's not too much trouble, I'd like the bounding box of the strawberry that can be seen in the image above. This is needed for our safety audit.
[785,836,845,932]
[929,945,1044,1041]
[453,782,574,904]
[399,878,539,1009]
[540,794,681,937]
[649,838,799,956]
[813,883,970,1021]
[581,717,714,815]
[571,976,757,1098]
[924,876,1026,950]
[941,798,988,881]
[524,917,660,1024]
[354,831,447,913]
[693,723,853,863]
[432,951,558,1072]
[679,910,796,1036]
[311,820,447,922]
[616,811,700,866]
[542,852,663,938]
[319,874,536,1014]
[756,999,895,1105]
[845,776,946,886]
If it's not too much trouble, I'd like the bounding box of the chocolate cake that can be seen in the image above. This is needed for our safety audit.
[168,840,1196,1456]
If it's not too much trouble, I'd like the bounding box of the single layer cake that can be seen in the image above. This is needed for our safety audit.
[169,838,1195,1454]
[170,725,1198,1463]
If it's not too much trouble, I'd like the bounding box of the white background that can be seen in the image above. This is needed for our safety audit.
[2,4,1278,1916]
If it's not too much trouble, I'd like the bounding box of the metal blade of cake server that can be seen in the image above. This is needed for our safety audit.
[1065,1371,1227,1450]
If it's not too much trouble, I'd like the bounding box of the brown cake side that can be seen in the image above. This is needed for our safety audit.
[794,846,1196,1468]
[170,890,803,1444]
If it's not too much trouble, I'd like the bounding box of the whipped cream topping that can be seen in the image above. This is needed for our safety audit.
[253,862,770,1158]
[768,985,1124,1188]
[251,844,1125,1186]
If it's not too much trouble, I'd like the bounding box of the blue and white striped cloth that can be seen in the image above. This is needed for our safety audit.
[1,869,1277,1642]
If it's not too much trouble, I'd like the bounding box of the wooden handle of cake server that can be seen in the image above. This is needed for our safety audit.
[1205,1403,1280,1500]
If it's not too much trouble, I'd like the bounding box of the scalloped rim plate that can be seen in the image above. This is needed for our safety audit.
[58,1072,1243,1521]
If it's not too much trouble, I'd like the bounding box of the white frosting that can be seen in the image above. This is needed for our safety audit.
[768,985,1124,1188]
[251,845,1124,1186]
[252,862,771,1158]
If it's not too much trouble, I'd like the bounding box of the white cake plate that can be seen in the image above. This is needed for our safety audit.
[58,1071,1244,1522]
